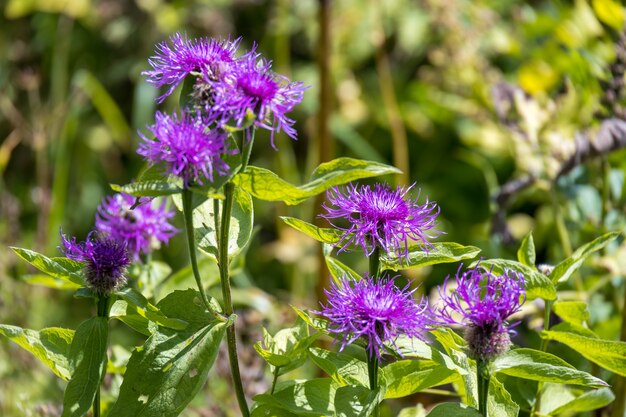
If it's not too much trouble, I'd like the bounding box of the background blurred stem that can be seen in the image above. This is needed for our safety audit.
[372,0,409,186]
[314,0,333,306]
[219,182,250,417]
[94,295,109,417]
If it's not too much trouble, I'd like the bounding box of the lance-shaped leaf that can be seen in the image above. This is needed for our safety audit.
[492,348,607,387]
[488,376,519,417]
[308,347,370,387]
[61,317,109,417]
[474,259,556,301]
[334,385,383,417]
[381,242,481,271]
[517,232,535,267]
[253,378,338,416]
[0,325,74,380]
[11,247,84,287]
[382,359,458,399]
[233,158,401,205]
[115,287,187,330]
[281,216,345,244]
[325,255,361,283]
[538,385,615,416]
[108,290,226,417]
[426,403,482,417]
[542,328,626,376]
[549,232,620,284]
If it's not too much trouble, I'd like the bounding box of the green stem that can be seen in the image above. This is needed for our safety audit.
[219,182,250,417]
[94,295,109,417]
[477,358,490,416]
[182,188,213,312]
[271,366,281,395]
[369,246,381,281]
[239,128,255,174]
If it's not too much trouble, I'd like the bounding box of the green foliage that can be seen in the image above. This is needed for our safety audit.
[425,403,482,417]
[0,325,74,380]
[475,259,556,300]
[233,158,401,205]
[11,247,84,287]
[61,317,108,417]
[380,242,481,271]
[109,290,226,417]
[255,319,319,375]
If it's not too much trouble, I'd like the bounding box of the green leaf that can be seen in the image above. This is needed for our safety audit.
[334,385,382,417]
[61,317,108,417]
[325,255,361,283]
[382,359,458,399]
[542,328,626,376]
[475,259,556,300]
[308,347,370,387]
[109,300,157,336]
[11,247,84,286]
[178,75,196,109]
[0,325,74,380]
[108,290,227,417]
[115,287,187,330]
[253,378,338,416]
[549,232,620,284]
[426,403,481,417]
[381,242,481,271]
[111,180,182,197]
[255,319,319,375]
[517,232,535,267]
[281,216,345,244]
[233,158,402,205]
[177,187,253,261]
[488,376,519,417]
[592,0,625,30]
[21,274,82,290]
[492,348,607,387]
[553,301,589,326]
[539,385,614,415]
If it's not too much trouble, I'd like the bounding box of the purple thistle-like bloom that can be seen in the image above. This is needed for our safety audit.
[321,183,441,260]
[143,33,241,103]
[95,193,179,260]
[137,111,230,187]
[317,274,430,359]
[61,231,130,294]
[437,264,526,360]
[210,53,307,146]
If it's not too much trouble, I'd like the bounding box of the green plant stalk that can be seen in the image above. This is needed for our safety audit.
[477,358,490,416]
[219,181,250,417]
[239,128,255,174]
[181,188,213,312]
[367,246,382,417]
[531,296,554,416]
[94,295,110,417]
[271,366,281,395]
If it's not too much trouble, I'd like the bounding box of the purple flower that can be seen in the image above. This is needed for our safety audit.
[143,33,241,103]
[437,264,526,360]
[209,53,307,146]
[95,193,179,260]
[316,274,430,359]
[61,231,130,294]
[321,183,441,260]
[137,111,230,187]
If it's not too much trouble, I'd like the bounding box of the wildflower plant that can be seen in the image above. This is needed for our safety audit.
[2,31,624,417]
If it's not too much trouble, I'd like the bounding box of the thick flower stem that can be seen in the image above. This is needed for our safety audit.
[94,295,110,417]
[477,358,490,417]
[181,188,214,312]
[239,128,255,174]
[367,247,382,417]
[219,182,250,417]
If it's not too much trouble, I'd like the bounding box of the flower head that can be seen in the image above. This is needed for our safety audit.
[437,264,526,360]
[61,231,130,294]
[321,183,441,260]
[95,193,178,260]
[143,33,241,103]
[137,111,230,187]
[316,274,430,359]
[209,54,307,146]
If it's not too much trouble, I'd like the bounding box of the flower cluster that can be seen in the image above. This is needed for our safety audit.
[61,232,130,294]
[321,183,441,260]
[437,264,526,360]
[95,193,178,260]
[317,274,430,359]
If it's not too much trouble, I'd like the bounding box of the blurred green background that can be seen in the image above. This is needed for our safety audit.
[3,0,626,415]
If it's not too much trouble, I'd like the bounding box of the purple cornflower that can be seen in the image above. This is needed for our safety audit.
[137,111,230,187]
[61,231,130,294]
[317,274,430,359]
[321,183,441,260]
[95,193,178,260]
[143,33,241,103]
[437,264,526,360]
[209,53,307,146]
